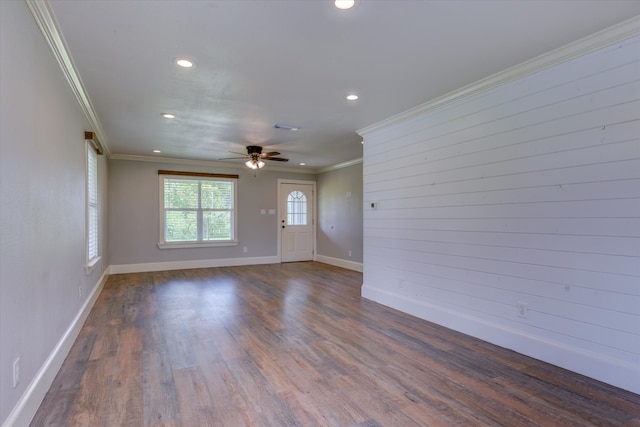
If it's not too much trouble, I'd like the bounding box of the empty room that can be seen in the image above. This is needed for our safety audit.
[1,1,639,426]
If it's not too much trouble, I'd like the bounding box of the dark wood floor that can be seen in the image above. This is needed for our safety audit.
[32,262,639,426]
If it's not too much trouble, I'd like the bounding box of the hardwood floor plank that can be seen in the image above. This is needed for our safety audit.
[141,284,182,427]
[204,319,247,361]
[495,370,636,426]
[280,378,369,427]
[31,262,640,426]
[157,296,200,369]
[147,421,183,427]
[226,357,301,426]
[352,419,384,427]
[329,374,421,427]
[47,333,97,394]
[492,376,621,427]
[173,366,217,426]
[522,364,640,419]
[379,362,498,426]
[288,337,349,381]
[194,359,255,426]
[89,323,119,361]
[68,356,115,426]
[278,390,332,427]
[105,328,143,427]
[29,388,77,427]
[142,346,181,427]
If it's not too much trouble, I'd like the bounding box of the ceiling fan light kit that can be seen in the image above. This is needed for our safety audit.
[245,159,265,169]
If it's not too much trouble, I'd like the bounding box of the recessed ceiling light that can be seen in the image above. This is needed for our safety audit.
[153,150,161,153]
[361,140,364,144]
[335,0,355,10]
[176,58,194,68]
[162,113,175,119]
[299,162,306,166]
[346,94,359,101]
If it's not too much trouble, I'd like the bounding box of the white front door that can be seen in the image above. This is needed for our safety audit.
[280,182,314,262]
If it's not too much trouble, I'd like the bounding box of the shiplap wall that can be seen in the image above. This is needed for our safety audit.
[360,35,640,393]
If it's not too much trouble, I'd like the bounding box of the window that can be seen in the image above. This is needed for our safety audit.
[287,190,307,225]
[86,143,100,269]
[159,171,238,248]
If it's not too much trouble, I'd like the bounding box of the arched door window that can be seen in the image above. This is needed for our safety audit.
[287,190,307,225]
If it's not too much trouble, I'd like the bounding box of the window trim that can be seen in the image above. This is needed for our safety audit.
[158,171,239,249]
[85,141,101,272]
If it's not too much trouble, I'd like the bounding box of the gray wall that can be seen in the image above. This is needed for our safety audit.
[109,159,314,266]
[0,1,109,423]
[317,162,363,263]
[360,35,640,393]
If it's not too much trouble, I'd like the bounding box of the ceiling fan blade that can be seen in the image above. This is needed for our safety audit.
[220,147,288,163]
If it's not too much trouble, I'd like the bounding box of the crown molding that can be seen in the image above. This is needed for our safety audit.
[358,15,640,137]
[316,157,363,174]
[25,0,111,156]
[109,153,363,175]
[109,154,319,174]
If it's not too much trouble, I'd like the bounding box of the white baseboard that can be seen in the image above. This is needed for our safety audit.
[362,283,640,395]
[2,270,109,427]
[110,255,281,274]
[315,254,363,272]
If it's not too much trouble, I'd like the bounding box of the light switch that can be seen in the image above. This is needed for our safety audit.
[260,209,266,215]
[268,209,276,215]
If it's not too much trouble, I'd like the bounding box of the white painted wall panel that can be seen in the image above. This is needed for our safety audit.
[317,162,364,265]
[365,41,640,160]
[360,35,640,393]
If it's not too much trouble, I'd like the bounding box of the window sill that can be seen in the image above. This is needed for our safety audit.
[86,256,102,274]
[158,241,239,249]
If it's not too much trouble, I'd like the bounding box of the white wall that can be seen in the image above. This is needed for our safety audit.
[0,1,109,425]
[109,158,315,272]
[360,34,640,393]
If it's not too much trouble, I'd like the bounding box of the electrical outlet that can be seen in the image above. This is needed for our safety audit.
[243,247,247,253]
[517,302,528,319]
[348,250,352,257]
[13,357,20,388]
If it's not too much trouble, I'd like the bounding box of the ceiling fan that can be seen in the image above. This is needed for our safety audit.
[220,145,289,169]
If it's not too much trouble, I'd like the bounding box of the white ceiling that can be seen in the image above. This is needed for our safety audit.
[48,0,640,171]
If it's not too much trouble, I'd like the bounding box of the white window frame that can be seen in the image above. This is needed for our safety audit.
[286,190,308,225]
[158,172,239,249]
[85,141,101,272]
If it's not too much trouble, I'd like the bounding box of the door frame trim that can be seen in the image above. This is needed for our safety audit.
[277,179,317,263]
